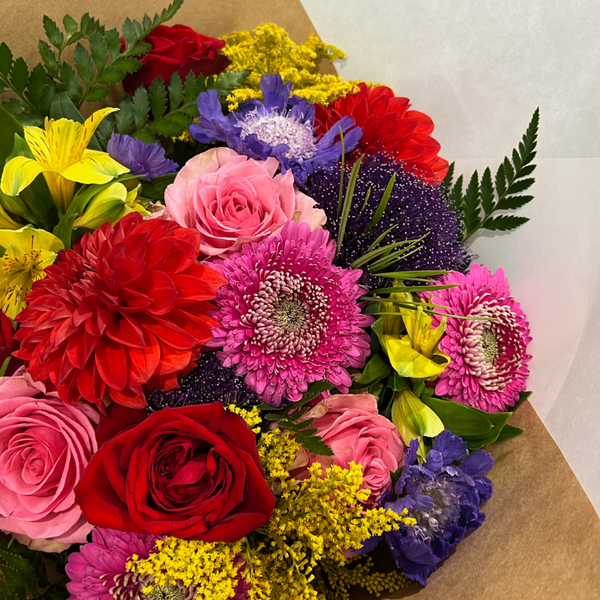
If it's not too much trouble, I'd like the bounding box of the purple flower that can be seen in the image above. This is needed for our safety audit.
[359,431,494,586]
[147,351,260,410]
[190,74,362,184]
[107,133,178,181]
[65,528,159,600]
[303,154,471,288]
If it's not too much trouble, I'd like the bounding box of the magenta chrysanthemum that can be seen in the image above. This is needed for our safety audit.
[209,220,374,405]
[428,263,531,412]
[65,528,159,600]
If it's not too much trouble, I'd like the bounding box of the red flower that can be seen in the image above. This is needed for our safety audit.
[0,313,22,376]
[314,83,449,183]
[75,402,275,542]
[123,25,231,93]
[14,213,226,410]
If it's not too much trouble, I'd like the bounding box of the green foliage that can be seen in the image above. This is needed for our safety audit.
[445,108,539,240]
[0,1,184,125]
[113,69,250,143]
[261,381,335,456]
[0,534,71,599]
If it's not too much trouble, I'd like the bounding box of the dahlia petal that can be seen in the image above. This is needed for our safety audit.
[95,339,129,391]
[127,333,161,385]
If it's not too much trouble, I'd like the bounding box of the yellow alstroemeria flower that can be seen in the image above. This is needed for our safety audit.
[392,388,445,459]
[0,108,129,213]
[0,225,64,319]
[381,292,449,380]
[73,182,150,230]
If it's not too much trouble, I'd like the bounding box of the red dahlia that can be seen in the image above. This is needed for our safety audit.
[314,83,449,183]
[15,213,226,410]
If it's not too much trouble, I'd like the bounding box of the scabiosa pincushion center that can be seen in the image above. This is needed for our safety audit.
[427,263,532,412]
[14,213,227,410]
[209,220,374,405]
[190,73,361,184]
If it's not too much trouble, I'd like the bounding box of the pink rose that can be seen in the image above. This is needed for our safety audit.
[294,394,405,502]
[164,147,326,257]
[0,372,99,550]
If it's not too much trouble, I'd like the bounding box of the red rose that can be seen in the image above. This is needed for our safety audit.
[123,25,231,93]
[75,402,275,542]
[0,313,22,376]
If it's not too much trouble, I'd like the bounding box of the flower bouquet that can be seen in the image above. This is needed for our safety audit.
[0,2,538,598]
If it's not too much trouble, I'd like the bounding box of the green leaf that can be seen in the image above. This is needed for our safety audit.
[110,56,143,74]
[463,170,481,235]
[420,395,493,437]
[366,172,396,233]
[49,92,84,122]
[0,104,24,173]
[53,213,78,249]
[184,70,199,104]
[141,173,176,201]
[169,72,184,110]
[63,15,79,38]
[440,161,455,193]
[496,194,534,211]
[337,155,363,255]
[83,85,111,103]
[302,380,335,403]
[6,133,33,161]
[89,31,108,70]
[494,424,525,443]
[481,215,529,232]
[132,129,158,145]
[74,44,96,86]
[122,18,137,50]
[292,427,334,457]
[149,77,168,119]
[105,29,122,60]
[116,99,135,134]
[37,41,60,77]
[480,167,494,216]
[449,173,464,212]
[208,69,251,97]
[43,15,65,49]
[132,86,150,130]
[10,58,28,95]
[355,354,392,387]
[59,62,83,104]
[0,43,13,77]
[96,67,127,85]
[507,177,535,195]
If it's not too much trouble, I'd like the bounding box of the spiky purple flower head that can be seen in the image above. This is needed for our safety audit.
[190,74,362,184]
[359,431,494,586]
[208,220,374,405]
[146,351,260,410]
[302,154,471,288]
[427,263,531,412]
[65,528,159,600]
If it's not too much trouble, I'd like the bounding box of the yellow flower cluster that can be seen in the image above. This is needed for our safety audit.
[221,23,358,109]
[127,537,244,600]
[257,428,300,484]
[227,404,262,433]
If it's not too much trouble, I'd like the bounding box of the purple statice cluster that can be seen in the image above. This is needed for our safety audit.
[107,133,179,181]
[359,430,494,586]
[303,154,471,288]
[146,351,260,410]
[189,74,361,184]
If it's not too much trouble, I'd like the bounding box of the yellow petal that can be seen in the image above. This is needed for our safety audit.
[0,156,49,197]
[0,225,64,253]
[0,203,21,229]
[391,389,445,448]
[81,108,119,151]
[61,150,129,185]
[45,118,85,172]
[383,334,449,379]
[24,125,51,165]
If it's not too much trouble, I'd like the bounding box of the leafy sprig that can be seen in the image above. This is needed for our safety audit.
[444,108,539,240]
[115,69,250,144]
[0,1,184,125]
[261,381,335,456]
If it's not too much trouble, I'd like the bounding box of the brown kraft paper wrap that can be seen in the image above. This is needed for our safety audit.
[0,1,599,598]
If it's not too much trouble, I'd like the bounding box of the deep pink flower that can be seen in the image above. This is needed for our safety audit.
[209,220,373,405]
[427,263,531,412]
[164,147,326,258]
[0,372,99,550]
[293,394,405,503]
[65,528,159,600]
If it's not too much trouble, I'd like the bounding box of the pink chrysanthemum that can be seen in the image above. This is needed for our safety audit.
[428,263,531,412]
[209,220,374,405]
[65,528,159,600]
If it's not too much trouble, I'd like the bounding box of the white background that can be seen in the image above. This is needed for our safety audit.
[301,0,600,512]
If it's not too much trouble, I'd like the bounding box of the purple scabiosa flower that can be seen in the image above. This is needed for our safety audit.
[359,431,494,586]
[426,263,532,412]
[65,528,159,600]
[208,220,374,406]
[303,154,471,288]
[146,351,260,409]
[189,74,362,184]
[107,133,178,181]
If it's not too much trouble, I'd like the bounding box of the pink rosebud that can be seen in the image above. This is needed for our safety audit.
[293,393,405,503]
[165,147,326,257]
[0,372,99,550]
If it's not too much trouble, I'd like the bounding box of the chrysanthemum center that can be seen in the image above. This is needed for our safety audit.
[143,583,187,600]
[480,328,499,363]
[240,112,316,160]
[272,299,308,332]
